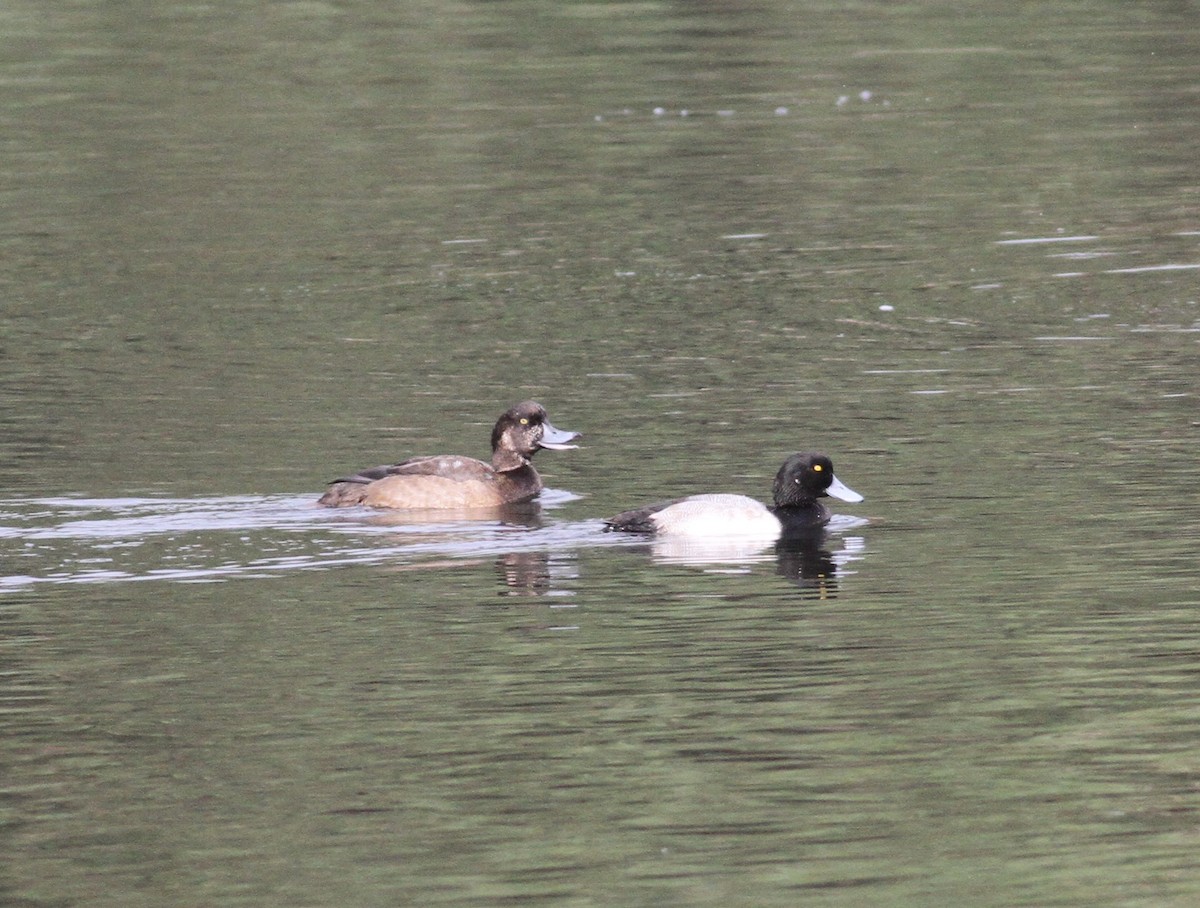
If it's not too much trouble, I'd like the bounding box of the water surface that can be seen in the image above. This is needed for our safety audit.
[2,1,1199,905]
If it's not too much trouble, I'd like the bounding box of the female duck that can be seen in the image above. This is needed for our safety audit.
[318,401,579,509]
[604,452,862,538]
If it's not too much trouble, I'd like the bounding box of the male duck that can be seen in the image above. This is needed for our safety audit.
[604,452,862,538]
[318,400,579,509]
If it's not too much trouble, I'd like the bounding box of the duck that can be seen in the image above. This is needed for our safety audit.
[604,452,862,538]
[317,401,579,509]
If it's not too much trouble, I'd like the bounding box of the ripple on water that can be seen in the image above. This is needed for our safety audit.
[0,490,621,589]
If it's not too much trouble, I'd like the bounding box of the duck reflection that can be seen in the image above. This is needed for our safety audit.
[356,501,547,530]
[376,549,574,606]
[645,528,865,597]
[492,552,584,634]
[646,534,778,568]
[365,504,558,591]
[774,530,841,598]
[495,550,553,596]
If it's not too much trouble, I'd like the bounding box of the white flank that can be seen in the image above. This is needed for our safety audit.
[652,494,782,539]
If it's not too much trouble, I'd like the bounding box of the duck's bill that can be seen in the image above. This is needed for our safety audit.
[540,422,581,450]
[826,475,864,503]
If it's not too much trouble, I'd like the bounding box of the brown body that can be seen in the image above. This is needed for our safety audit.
[319,457,542,509]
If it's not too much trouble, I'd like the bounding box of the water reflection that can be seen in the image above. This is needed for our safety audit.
[0,492,867,604]
[645,534,778,568]
[630,518,868,597]
[357,501,548,530]
[0,492,591,589]
[775,532,866,599]
[495,551,554,596]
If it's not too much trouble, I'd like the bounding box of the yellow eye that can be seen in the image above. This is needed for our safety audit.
[519,418,529,425]
[813,464,823,472]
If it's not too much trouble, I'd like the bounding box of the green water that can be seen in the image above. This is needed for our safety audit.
[2,1,1199,905]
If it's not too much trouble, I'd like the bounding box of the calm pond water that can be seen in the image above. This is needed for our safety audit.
[3,1,1199,905]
